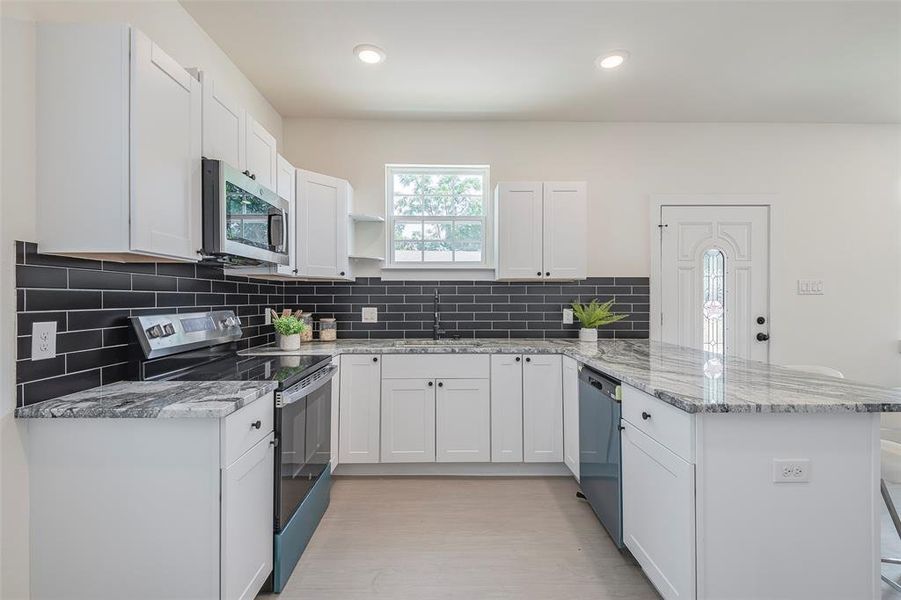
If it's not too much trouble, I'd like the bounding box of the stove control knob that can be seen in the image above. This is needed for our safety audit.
[162,323,176,336]
[146,324,163,339]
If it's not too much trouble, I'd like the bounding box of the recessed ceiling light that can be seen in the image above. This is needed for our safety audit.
[596,50,629,70]
[354,44,386,65]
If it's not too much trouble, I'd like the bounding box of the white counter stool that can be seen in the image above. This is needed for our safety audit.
[783,364,845,378]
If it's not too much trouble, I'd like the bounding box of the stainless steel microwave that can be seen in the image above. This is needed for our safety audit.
[201,158,290,266]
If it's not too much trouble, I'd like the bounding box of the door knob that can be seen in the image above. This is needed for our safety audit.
[756,332,770,342]
[251,420,262,430]
[641,412,651,420]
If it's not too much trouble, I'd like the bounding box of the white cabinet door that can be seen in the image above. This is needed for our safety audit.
[436,379,490,463]
[562,356,580,479]
[381,379,436,463]
[296,169,350,279]
[622,423,696,600]
[490,355,523,462]
[200,74,245,169]
[275,155,297,276]
[542,181,587,280]
[338,355,381,464]
[129,29,202,261]
[496,182,544,280]
[221,434,274,600]
[522,354,563,463]
[245,114,277,191]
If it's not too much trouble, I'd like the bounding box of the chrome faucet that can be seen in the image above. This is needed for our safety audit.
[433,289,446,340]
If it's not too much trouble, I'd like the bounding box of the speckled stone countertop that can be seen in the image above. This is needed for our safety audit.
[243,338,901,414]
[15,380,278,419]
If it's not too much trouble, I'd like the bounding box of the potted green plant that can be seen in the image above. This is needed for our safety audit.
[570,299,628,342]
[270,309,307,351]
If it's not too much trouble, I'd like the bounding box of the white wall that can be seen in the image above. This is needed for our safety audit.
[284,118,901,386]
[0,3,284,597]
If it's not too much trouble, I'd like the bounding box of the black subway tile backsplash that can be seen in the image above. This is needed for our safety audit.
[15,239,649,407]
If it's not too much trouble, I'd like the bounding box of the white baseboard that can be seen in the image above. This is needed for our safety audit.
[333,462,572,477]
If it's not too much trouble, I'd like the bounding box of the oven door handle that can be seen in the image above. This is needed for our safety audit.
[277,364,338,407]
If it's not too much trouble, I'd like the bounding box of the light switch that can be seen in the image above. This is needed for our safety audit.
[562,308,574,324]
[797,279,824,295]
[362,307,378,323]
[31,322,57,360]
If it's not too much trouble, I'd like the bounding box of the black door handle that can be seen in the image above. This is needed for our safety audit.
[545,272,550,277]
[515,356,521,362]
[756,332,770,342]
[525,357,531,362]
[372,356,379,362]
[618,425,625,431]
[537,271,542,276]
[641,412,651,420]
[428,381,433,387]
[757,316,766,325]
[251,420,262,430]
[437,381,443,387]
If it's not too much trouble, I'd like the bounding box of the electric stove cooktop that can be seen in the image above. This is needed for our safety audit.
[165,353,331,390]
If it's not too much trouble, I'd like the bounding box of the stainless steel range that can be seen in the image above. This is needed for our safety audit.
[129,310,336,593]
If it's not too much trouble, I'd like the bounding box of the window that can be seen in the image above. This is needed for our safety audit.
[386,164,490,267]
[702,248,725,355]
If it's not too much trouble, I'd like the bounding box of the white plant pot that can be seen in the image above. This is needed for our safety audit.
[579,328,598,342]
[278,333,301,351]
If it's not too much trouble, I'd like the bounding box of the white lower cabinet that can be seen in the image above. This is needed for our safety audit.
[436,379,491,462]
[490,354,524,462]
[562,356,580,479]
[381,378,436,462]
[522,354,564,462]
[221,434,275,600]
[338,354,381,463]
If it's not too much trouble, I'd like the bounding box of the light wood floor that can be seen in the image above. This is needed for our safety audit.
[259,476,660,600]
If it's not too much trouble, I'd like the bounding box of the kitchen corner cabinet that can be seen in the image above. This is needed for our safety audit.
[246,114,278,191]
[296,169,353,280]
[27,397,275,600]
[36,23,201,262]
[562,356,580,479]
[522,354,564,462]
[495,181,587,280]
[338,354,381,463]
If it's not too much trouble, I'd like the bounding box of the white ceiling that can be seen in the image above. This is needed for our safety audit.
[181,1,901,123]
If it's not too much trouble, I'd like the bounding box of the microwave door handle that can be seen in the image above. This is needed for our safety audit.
[281,207,288,251]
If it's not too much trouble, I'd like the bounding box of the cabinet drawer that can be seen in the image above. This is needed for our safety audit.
[222,394,274,467]
[622,384,694,463]
[381,354,489,379]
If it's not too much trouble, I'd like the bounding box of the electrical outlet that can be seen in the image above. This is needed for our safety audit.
[562,308,574,325]
[264,310,272,325]
[797,279,824,295]
[362,307,378,323]
[773,459,811,483]
[31,322,57,360]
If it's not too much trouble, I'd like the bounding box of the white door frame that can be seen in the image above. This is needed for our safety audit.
[649,194,779,360]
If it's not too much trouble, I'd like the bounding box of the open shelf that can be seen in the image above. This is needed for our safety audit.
[350,213,385,223]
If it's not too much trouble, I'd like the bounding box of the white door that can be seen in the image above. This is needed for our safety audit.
[129,29,201,261]
[381,379,436,463]
[490,354,524,462]
[200,75,245,169]
[275,155,297,276]
[622,424,696,600]
[221,434,274,600]
[542,181,587,280]
[562,356,580,479]
[436,379,490,463]
[660,205,769,361]
[245,114,277,191]
[496,182,543,280]
[522,355,563,463]
[338,355,381,464]
[297,170,349,279]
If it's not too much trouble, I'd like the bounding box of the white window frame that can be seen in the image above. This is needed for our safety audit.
[385,164,492,269]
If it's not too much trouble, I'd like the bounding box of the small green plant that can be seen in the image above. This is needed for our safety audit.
[571,299,628,329]
[270,309,307,336]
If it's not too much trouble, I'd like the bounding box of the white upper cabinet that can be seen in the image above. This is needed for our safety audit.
[495,181,587,280]
[245,114,278,191]
[495,182,544,279]
[199,73,245,170]
[296,169,352,280]
[36,23,201,262]
[542,182,588,280]
[522,354,564,462]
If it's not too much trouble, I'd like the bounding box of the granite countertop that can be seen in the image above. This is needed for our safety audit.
[15,380,278,419]
[243,338,901,414]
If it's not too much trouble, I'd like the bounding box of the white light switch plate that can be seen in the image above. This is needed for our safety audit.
[797,279,824,295]
[31,321,57,360]
[562,308,574,325]
[362,307,378,323]
[773,459,811,483]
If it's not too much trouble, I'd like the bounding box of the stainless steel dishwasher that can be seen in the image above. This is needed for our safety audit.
[578,365,624,548]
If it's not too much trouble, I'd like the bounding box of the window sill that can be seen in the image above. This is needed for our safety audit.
[380,265,497,281]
